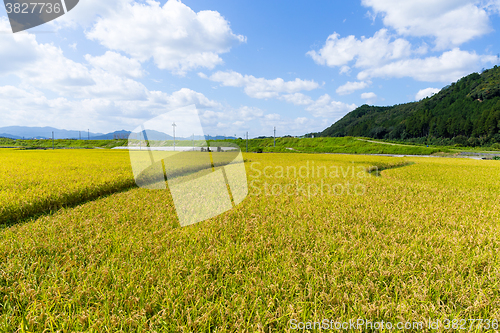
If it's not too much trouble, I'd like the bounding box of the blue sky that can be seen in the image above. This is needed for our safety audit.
[1,0,499,137]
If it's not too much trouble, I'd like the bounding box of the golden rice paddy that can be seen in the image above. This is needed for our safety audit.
[0,149,499,331]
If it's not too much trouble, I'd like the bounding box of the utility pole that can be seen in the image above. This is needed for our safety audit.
[172,122,176,151]
[192,133,194,151]
[79,131,81,140]
[88,129,89,140]
[274,126,276,147]
[246,132,248,152]
[52,131,54,150]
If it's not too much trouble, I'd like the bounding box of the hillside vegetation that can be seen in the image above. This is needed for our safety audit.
[211,137,445,155]
[320,65,500,147]
[1,137,447,155]
[0,138,127,149]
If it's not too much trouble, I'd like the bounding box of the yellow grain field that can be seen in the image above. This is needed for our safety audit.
[0,152,499,331]
[0,149,135,225]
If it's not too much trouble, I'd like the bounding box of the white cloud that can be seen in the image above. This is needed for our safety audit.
[339,65,351,75]
[81,70,148,100]
[483,0,500,14]
[0,18,94,91]
[362,0,494,49]
[264,113,281,121]
[336,81,370,95]
[1,6,327,137]
[307,29,412,70]
[0,16,229,133]
[256,116,330,136]
[357,48,497,82]
[0,85,221,132]
[361,92,377,99]
[148,88,221,110]
[361,92,377,104]
[308,4,499,85]
[415,87,441,100]
[277,91,357,119]
[278,93,314,105]
[238,106,264,121]
[85,51,145,78]
[0,20,160,101]
[86,0,246,75]
[196,105,325,137]
[305,94,357,118]
[203,71,320,99]
[53,0,132,28]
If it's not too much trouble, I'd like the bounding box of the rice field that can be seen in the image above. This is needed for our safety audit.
[0,149,135,225]
[0,150,499,331]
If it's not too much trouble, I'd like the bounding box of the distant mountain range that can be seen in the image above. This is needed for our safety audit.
[0,126,236,141]
[0,126,104,140]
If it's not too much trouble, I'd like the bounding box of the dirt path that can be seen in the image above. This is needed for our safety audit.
[356,138,419,147]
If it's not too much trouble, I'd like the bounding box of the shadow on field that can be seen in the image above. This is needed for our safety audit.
[365,161,415,176]
[0,182,138,230]
[1,157,251,229]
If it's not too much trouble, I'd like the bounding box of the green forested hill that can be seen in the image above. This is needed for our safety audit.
[320,65,500,146]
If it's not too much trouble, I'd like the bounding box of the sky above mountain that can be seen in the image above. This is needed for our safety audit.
[1,0,500,137]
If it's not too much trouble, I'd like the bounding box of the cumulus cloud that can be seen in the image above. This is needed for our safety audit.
[305,94,357,118]
[0,84,221,132]
[307,29,412,70]
[415,87,441,100]
[264,113,281,121]
[202,71,320,99]
[0,5,327,137]
[357,48,497,82]
[0,18,94,91]
[255,116,330,137]
[336,81,371,95]
[308,2,500,85]
[278,93,314,105]
[147,88,221,110]
[238,106,264,121]
[85,51,145,78]
[0,19,154,100]
[0,19,221,130]
[361,92,377,104]
[53,0,132,28]
[0,19,190,103]
[86,0,246,75]
[362,0,494,49]
[195,105,325,137]
[79,70,149,100]
[482,0,500,14]
[277,91,357,119]
[361,92,377,99]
